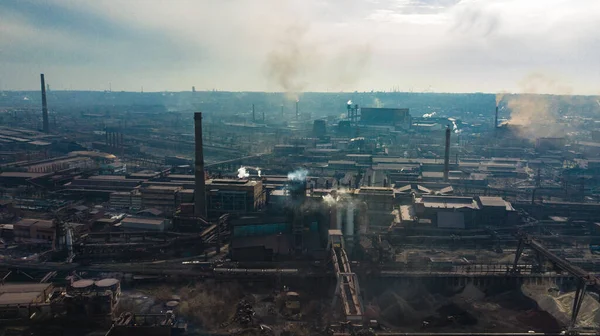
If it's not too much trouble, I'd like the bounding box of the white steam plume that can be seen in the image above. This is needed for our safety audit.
[423,112,436,118]
[237,166,262,179]
[287,168,308,181]
[448,117,461,134]
[237,167,250,179]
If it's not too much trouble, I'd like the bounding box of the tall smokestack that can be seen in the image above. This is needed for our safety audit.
[281,104,284,117]
[295,100,299,120]
[494,105,499,130]
[444,126,451,181]
[194,112,207,218]
[40,74,49,133]
[252,104,255,122]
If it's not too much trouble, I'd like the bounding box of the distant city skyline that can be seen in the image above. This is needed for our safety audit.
[1,0,599,95]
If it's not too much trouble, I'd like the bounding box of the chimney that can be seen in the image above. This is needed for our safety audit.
[252,104,255,122]
[494,105,499,130]
[281,104,284,117]
[40,74,49,133]
[194,112,207,218]
[262,109,265,122]
[444,126,451,181]
[295,100,299,120]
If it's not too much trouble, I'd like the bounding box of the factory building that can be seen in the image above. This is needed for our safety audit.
[411,195,517,229]
[120,216,168,232]
[354,187,396,232]
[0,283,54,319]
[206,179,266,218]
[535,137,566,153]
[13,218,56,242]
[360,107,411,129]
[140,185,182,215]
[229,215,292,261]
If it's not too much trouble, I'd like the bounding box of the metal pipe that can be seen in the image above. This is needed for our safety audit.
[40,74,49,133]
[194,112,207,218]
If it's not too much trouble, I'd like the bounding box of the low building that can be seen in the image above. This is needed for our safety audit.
[13,218,55,242]
[413,195,517,229]
[120,216,168,232]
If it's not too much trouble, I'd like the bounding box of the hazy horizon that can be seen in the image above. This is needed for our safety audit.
[1,0,599,95]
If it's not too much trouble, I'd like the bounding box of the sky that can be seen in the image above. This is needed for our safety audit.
[1,0,599,94]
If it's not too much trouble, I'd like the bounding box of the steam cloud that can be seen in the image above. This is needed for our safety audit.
[237,166,262,179]
[448,117,461,134]
[237,167,249,179]
[287,168,308,181]
[265,24,371,101]
[423,112,436,118]
[373,97,384,108]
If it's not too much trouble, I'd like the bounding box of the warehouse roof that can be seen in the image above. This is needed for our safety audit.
[478,196,507,207]
[121,217,164,226]
[0,283,51,294]
[0,292,41,305]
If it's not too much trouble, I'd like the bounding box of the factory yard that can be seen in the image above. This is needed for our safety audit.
[118,280,332,335]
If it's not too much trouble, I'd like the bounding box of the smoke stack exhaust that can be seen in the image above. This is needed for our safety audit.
[40,74,49,133]
[444,126,451,181]
[194,112,207,218]
[494,105,499,130]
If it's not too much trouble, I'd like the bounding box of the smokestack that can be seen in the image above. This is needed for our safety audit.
[444,126,451,181]
[40,74,49,133]
[281,104,284,117]
[262,109,265,122]
[494,105,499,130]
[252,104,255,122]
[194,112,207,218]
[295,100,299,120]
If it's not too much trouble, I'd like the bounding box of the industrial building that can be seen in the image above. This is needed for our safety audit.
[360,107,411,128]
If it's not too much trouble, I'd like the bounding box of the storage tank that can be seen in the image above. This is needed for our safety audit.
[94,278,120,293]
[71,279,94,290]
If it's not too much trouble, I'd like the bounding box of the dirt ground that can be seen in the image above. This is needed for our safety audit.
[363,282,565,333]
[118,280,332,335]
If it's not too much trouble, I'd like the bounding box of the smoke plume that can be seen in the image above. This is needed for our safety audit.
[265,24,371,100]
[266,25,313,101]
[505,72,573,140]
[495,92,506,106]
[287,168,308,181]
[423,112,436,118]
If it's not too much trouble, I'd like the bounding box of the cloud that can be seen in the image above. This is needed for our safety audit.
[0,0,599,94]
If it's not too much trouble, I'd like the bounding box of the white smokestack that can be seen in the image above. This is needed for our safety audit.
[345,202,354,238]
[336,205,343,230]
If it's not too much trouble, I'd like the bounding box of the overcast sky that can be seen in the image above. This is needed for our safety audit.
[1,0,599,94]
